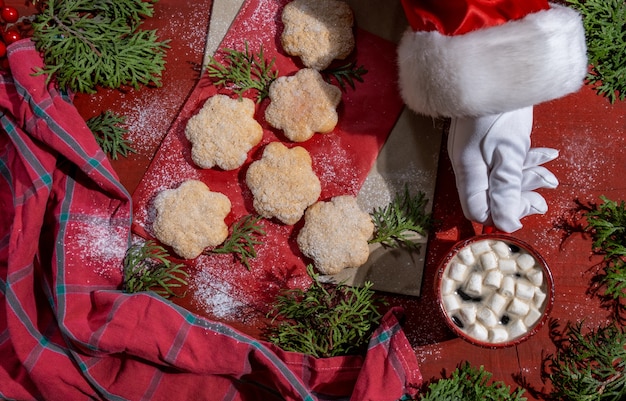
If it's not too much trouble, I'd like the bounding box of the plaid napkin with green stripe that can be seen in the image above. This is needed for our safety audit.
[0,40,422,401]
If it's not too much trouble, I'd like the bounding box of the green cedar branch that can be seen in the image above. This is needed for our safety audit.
[567,0,626,103]
[122,240,189,299]
[265,265,385,358]
[546,320,626,401]
[210,214,266,270]
[369,185,433,250]
[205,42,278,103]
[322,61,367,91]
[31,0,170,94]
[86,110,135,160]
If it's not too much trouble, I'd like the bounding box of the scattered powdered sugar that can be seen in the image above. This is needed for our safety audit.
[121,91,186,154]
[66,216,129,278]
[191,267,248,320]
[223,0,283,51]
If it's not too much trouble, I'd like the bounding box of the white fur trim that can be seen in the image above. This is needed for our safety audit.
[397,4,588,118]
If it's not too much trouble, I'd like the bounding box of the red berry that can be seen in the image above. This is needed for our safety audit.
[0,41,6,58]
[0,1,5,8]
[1,6,18,24]
[3,28,20,45]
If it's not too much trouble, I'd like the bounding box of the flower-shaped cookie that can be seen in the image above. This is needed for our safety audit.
[246,142,321,225]
[265,68,342,142]
[297,195,374,275]
[185,94,263,170]
[153,180,231,259]
[281,0,355,70]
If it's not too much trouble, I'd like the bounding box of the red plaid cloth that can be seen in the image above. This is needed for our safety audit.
[0,39,422,401]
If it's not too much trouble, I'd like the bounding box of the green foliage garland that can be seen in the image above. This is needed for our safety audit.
[86,110,135,160]
[567,0,626,103]
[266,265,385,358]
[31,0,170,94]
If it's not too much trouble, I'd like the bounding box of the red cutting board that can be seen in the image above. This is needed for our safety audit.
[131,0,405,325]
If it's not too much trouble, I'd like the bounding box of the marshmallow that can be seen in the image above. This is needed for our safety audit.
[459,305,477,325]
[477,307,499,327]
[464,272,484,297]
[487,292,508,316]
[500,276,516,297]
[516,253,536,271]
[508,319,528,339]
[524,306,543,327]
[515,280,535,301]
[484,270,503,289]
[457,247,476,265]
[467,323,489,342]
[441,277,457,295]
[443,294,461,312]
[527,268,544,287]
[489,327,509,343]
[534,289,547,308]
[448,261,470,282]
[507,298,530,317]
[480,252,498,271]
[491,240,511,258]
[471,240,491,255]
[498,258,517,275]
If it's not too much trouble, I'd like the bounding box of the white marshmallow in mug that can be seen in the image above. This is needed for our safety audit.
[524,306,543,327]
[480,252,498,271]
[508,319,528,339]
[441,277,457,295]
[464,272,484,297]
[489,327,509,343]
[477,307,498,328]
[443,294,461,312]
[471,240,491,255]
[448,261,469,282]
[498,258,517,275]
[467,323,489,342]
[515,280,535,301]
[487,292,508,316]
[534,288,547,308]
[491,240,511,258]
[507,298,530,317]
[459,305,477,325]
[528,268,544,287]
[516,253,536,271]
[500,276,516,298]
[457,247,476,265]
[484,270,503,289]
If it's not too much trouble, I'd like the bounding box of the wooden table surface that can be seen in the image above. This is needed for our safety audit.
[21,0,625,398]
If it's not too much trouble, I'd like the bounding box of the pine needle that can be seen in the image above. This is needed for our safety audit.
[567,0,626,103]
[86,110,135,160]
[122,240,189,298]
[205,42,278,103]
[210,214,266,270]
[265,265,385,358]
[417,362,527,401]
[31,0,170,94]
[369,185,433,250]
[322,61,367,90]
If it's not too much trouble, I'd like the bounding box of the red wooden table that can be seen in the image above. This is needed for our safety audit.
[19,0,624,398]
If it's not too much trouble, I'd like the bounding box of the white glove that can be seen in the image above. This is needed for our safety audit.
[447,106,559,233]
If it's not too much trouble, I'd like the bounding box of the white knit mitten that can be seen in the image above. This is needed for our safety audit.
[447,106,558,232]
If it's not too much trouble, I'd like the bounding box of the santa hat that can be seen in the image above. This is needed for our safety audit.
[397,0,588,118]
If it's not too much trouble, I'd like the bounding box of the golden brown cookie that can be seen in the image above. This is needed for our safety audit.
[265,68,341,142]
[297,195,374,275]
[185,94,263,170]
[281,0,355,70]
[153,180,231,259]
[246,142,321,225]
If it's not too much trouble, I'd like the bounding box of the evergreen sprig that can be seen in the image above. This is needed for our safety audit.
[86,110,135,160]
[369,185,433,249]
[545,320,626,400]
[266,265,384,358]
[322,61,368,90]
[567,0,626,103]
[584,196,626,306]
[416,362,526,401]
[205,42,278,102]
[31,0,170,94]
[122,240,189,298]
[210,214,266,270]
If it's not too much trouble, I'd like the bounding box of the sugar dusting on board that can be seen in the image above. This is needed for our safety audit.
[67,216,129,278]
[221,0,284,51]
